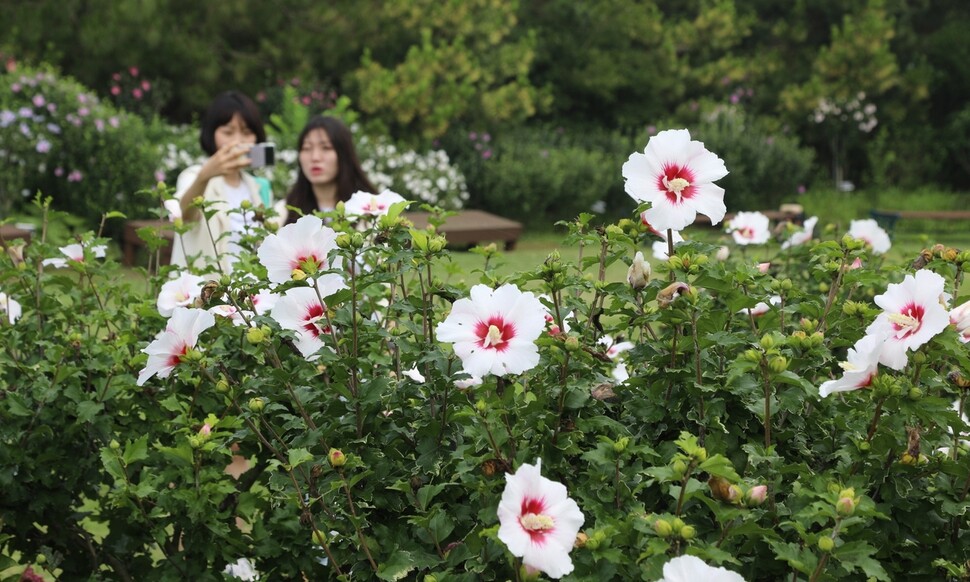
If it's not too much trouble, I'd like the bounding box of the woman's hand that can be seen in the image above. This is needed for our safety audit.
[179,142,252,221]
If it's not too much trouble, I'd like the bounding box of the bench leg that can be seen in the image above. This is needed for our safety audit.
[504,240,517,251]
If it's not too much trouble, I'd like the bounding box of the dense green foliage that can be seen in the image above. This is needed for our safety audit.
[2,193,970,580]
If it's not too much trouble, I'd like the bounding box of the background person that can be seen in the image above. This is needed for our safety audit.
[277,115,375,224]
[173,90,269,271]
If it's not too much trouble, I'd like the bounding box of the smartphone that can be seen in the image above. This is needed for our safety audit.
[248,143,276,169]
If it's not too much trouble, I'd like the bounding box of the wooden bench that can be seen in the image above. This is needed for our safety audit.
[122,219,174,266]
[869,209,970,237]
[405,209,523,250]
[121,209,525,267]
[0,224,34,247]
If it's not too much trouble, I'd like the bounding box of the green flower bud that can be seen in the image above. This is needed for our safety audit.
[291,268,307,281]
[335,233,352,249]
[248,397,265,413]
[679,525,696,540]
[653,519,673,538]
[240,199,252,210]
[564,336,581,351]
[109,439,121,450]
[328,448,346,467]
[605,224,624,237]
[671,517,686,533]
[760,334,776,350]
[810,332,824,347]
[312,529,327,546]
[181,348,203,362]
[428,235,447,253]
[613,436,630,453]
[818,536,835,552]
[188,435,203,449]
[215,379,230,393]
[694,447,707,462]
[908,387,922,400]
[743,349,763,364]
[671,459,687,479]
[769,356,789,374]
[475,399,487,414]
[246,326,266,345]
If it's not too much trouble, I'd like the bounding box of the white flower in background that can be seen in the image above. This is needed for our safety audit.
[598,335,634,360]
[403,367,426,383]
[250,289,279,316]
[209,304,246,325]
[652,230,685,261]
[137,307,215,386]
[653,555,746,582]
[0,291,23,324]
[270,274,347,360]
[726,211,771,246]
[949,300,970,343]
[156,272,205,317]
[866,270,950,370]
[454,374,483,389]
[497,459,585,579]
[223,557,259,581]
[819,333,886,397]
[41,242,107,268]
[623,128,729,232]
[436,284,547,377]
[258,215,340,285]
[847,219,891,255]
[781,216,819,249]
[740,295,781,317]
[163,198,182,221]
[343,189,407,220]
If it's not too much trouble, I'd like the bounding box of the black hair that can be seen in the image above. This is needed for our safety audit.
[284,115,376,224]
[198,91,266,155]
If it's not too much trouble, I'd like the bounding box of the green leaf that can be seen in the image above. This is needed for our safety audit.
[698,454,741,481]
[834,540,890,580]
[377,550,418,581]
[75,400,104,423]
[123,435,149,465]
[287,447,315,469]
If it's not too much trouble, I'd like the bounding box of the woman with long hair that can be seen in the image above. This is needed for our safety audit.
[278,115,376,224]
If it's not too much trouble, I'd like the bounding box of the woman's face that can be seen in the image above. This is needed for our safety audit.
[299,128,339,187]
[214,113,256,150]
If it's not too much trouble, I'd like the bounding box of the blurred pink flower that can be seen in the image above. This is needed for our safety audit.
[726,211,770,245]
[129,66,139,77]
[950,300,970,343]
[67,170,83,182]
[156,272,205,317]
[132,88,143,99]
[344,189,406,220]
[110,85,121,96]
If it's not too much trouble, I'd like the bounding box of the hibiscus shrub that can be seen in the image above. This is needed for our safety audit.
[2,135,970,581]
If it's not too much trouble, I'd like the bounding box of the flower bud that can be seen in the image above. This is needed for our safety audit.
[743,349,763,364]
[312,529,327,546]
[215,379,230,393]
[199,423,212,438]
[671,459,687,479]
[671,517,686,533]
[328,448,346,467]
[746,485,768,506]
[715,246,730,261]
[564,336,580,351]
[818,536,835,552]
[109,439,121,450]
[428,235,447,253]
[759,334,776,350]
[836,489,856,516]
[627,251,650,290]
[574,531,589,548]
[768,356,789,374]
[613,436,630,453]
[182,348,203,362]
[248,397,265,413]
[335,233,352,249]
[908,387,922,400]
[188,435,203,449]
[291,268,307,281]
[679,525,696,540]
[246,326,266,344]
[653,519,673,538]
[475,399,487,414]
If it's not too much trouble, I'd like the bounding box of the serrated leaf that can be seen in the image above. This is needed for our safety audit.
[123,435,149,465]
[288,448,315,469]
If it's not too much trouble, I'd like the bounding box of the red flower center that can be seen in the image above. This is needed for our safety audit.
[166,342,188,368]
[889,303,924,339]
[657,163,696,204]
[475,316,515,351]
[303,303,331,338]
[519,496,554,543]
[293,253,326,272]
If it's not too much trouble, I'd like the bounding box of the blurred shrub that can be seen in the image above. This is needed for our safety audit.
[0,64,158,233]
[444,125,634,226]
[686,106,815,211]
